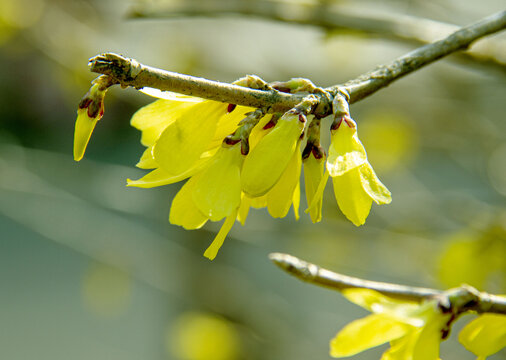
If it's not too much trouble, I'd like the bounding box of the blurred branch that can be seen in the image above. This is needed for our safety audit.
[128,0,506,73]
[89,10,506,114]
[269,253,506,315]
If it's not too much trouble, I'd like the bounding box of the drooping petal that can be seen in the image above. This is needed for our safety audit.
[293,180,300,220]
[153,101,225,175]
[204,210,237,260]
[241,112,305,196]
[192,144,243,221]
[332,167,372,226]
[306,171,329,216]
[237,193,251,225]
[459,314,506,358]
[267,142,302,218]
[327,118,367,177]
[74,108,100,161]
[169,176,208,230]
[360,162,392,205]
[330,314,412,358]
[304,152,325,223]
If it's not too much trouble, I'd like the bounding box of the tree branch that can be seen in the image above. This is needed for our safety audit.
[128,0,506,73]
[269,253,506,316]
[339,10,506,103]
[89,10,506,115]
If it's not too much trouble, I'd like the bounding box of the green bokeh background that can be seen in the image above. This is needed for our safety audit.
[0,0,505,359]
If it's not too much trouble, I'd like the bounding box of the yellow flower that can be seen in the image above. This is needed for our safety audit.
[74,83,106,161]
[127,96,252,188]
[326,117,391,226]
[241,110,305,197]
[330,289,451,360]
[303,143,325,223]
[459,313,506,359]
[168,142,243,260]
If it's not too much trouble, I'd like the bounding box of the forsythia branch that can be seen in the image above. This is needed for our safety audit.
[269,252,506,316]
[128,0,506,73]
[89,10,506,114]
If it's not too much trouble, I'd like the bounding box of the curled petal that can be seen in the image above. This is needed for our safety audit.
[360,163,392,205]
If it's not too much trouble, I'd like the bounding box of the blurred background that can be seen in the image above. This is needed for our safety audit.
[0,0,505,359]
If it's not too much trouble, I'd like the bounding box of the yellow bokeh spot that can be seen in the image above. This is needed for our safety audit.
[167,312,240,360]
[82,262,132,318]
[359,111,417,173]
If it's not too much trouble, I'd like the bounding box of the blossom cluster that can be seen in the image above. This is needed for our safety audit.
[330,288,452,360]
[74,85,392,259]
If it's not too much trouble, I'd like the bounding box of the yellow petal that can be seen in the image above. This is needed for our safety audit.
[153,101,225,175]
[127,155,212,188]
[74,108,99,161]
[459,314,506,358]
[412,314,447,360]
[169,176,208,230]
[136,146,158,169]
[332,167,372,226]
[131,99,196,147]
[381,329,422,360]
[327,118,367,177]
[293,180,300,220]
[237,193,251,225]
[306,171,329,216]
[267,142,302,218]
[249,114,274,149]
[213,105,254,142]
[303,152,325,223]
[341,289,426,327]
[250,195,268,209]
[241,112,304,196]
[359,162,392,205]
[193,144,243,221]
[330,314,412,357]
[204,210,237,260]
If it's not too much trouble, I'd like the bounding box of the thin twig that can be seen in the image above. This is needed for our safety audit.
[338,10,506,103]
[269,253,506,315]
[128,0,506,73]
[89,10,506,115]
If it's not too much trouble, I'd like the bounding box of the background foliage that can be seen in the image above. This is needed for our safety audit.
[0,0,505,359]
